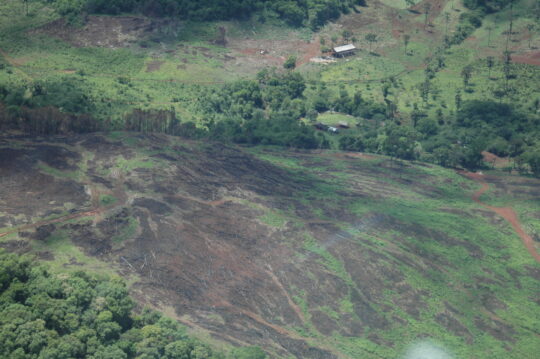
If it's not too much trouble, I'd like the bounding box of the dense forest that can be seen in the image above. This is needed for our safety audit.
[48,0,366,28]
[0,250,266,359]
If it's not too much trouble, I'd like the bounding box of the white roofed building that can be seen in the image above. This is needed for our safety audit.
[333,44,356,57]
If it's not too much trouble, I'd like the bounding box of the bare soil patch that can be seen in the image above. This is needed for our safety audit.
[482,151,511,169]
[32,16,154,48]
[227,37,321,73]
[511,51,540,66]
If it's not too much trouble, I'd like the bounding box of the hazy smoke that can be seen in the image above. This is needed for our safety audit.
[402,340,454,359]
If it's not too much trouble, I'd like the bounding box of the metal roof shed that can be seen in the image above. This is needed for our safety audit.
[333,44,356,57]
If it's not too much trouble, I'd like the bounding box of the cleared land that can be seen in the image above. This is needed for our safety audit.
[1,133,539,358]
[1,0,539,129]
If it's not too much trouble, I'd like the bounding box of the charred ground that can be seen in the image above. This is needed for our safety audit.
[0,132,539,358]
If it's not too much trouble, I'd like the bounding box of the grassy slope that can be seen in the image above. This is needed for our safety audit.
[305,0,540,118]
[1,1,539,138]
[252,146,539,358]
[1,133,538,358]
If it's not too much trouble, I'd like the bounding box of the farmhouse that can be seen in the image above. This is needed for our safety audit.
[333,44,356,57]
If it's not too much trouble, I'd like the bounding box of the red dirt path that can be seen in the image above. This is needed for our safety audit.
[461,171,540,263]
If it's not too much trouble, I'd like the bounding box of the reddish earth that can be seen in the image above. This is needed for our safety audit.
[461,171,540,263]
[482,151,511,169]
[297,38,321,66]
[511,51,540,66]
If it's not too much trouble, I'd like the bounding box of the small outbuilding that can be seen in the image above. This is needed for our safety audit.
[338,121,350,129]
[333,44,356,57]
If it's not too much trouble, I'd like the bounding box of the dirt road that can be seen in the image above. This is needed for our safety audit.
[461,171,540,263]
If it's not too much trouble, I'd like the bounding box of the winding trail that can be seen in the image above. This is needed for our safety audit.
[461,171,540,263]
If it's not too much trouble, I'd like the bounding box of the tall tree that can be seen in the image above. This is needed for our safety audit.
[505,0,515,51]
[526,24,535,49]
[503,50,512,92]
[444,13,451,37]
[486,25,494,47]
[486,56,495,78]
[22,0,29,16]
[423,3,432,29]
[403,34,411,54]
[365,33,378,53]
[455,89,462,110]
[461,65,473,87]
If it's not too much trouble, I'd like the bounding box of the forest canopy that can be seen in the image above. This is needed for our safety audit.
[47,0,366,28]
[0,250,265,359]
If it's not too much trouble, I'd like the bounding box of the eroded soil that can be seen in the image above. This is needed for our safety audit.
[1,133,539,358]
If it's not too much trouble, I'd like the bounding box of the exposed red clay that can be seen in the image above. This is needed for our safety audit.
[460,171,540,263]
[511,53,540,66]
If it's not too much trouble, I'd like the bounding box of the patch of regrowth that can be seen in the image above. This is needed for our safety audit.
[99,194,117,206]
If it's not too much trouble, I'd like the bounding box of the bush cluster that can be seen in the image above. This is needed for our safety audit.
[0,250,266,359]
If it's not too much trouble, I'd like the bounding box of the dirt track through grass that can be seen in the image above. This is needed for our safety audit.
[462,170,540,263]
[0,47,32,80]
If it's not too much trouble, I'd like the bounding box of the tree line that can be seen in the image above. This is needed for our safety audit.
[45,0,366,29]
[1,68,539,175]
[0,250,266,359]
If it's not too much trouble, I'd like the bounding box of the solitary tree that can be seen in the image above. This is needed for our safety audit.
[423,3,432,29]
[486,56,495,78]
[486,26,494,47]
[22,0,29,16]
[526,23,535,49]
[455,89,462,109]
[461,65,473,87]
[505,0,515,51]
[365,33,378,53]
[420,78,431,103]
[284,55,297,70]
[403,34,411,54]
[503,50,512,91]
[444,13,451,37]
[342,30,352,42]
